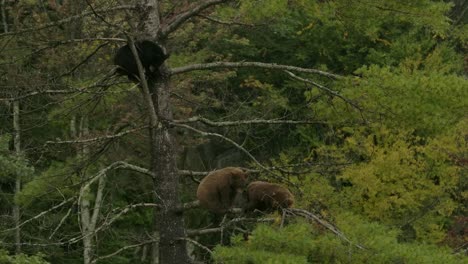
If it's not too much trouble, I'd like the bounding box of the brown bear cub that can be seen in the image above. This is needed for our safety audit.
[196,167,248,214]
[244,181,294,212]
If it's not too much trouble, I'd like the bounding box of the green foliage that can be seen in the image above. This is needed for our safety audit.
[334,212,466,264]
[213,222,313,264]
[215,215,466,264]
[314,66,467,136]
[0,136,35,182]
[15,160,75,207]
[0,249,49,264]
[333,120,466,242]
[1,0,466,263]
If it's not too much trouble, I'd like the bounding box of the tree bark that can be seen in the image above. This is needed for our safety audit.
[5,0,21,253]
[77,116,107,264]
[12,100,21,253]
[151,71,191,263]
[136,0,191,262]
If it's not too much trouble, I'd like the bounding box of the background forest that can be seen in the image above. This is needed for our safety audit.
[0,0,467,263]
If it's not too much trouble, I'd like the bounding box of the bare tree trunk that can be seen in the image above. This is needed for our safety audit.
[80,187,92,264]
[12,100,21,253]
[151,71,191,264]
[136,1,191,262]
[78,116,92,264]
[80,173,107,264]
[4,0,21,253]
[76,116,107,264]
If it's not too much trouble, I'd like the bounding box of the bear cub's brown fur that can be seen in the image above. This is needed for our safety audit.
[196,167,248,214]
[244,181,294,212]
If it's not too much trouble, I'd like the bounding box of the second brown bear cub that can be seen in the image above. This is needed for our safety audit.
[197,167,249,214]
[244,181,294,212]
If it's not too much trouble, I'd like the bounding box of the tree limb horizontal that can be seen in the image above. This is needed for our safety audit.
[170,61,342,79]
[45,126,149,145]
[186,217,275,236]
[173,116,327,126]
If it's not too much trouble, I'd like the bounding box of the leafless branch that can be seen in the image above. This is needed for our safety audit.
[67,203,161,246]
[75,161,154,232]
[181,200,200,210]
[284,70,361,110]
[187,217,275,236]
[0,6,136,37]
[173,116,326,126]
[172,123,262,166]
[0,89,76,102]
[170,61,342,79]
[56,42,110,80]
[289,208,366,250]
[0,73,127,102]
[196,14,256,27]
[172,123,298,188]
[90,203,161,236]
[90,240,156,264]
[161,0,232,38]
[177,170,210,176]
[171,123,295,184]
[179,237,213,255]
[49,200,77,239]
[45,126,149,145]
[1,197,76,233]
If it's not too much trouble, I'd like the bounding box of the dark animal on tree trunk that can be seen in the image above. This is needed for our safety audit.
[113,40,168,83]
[196,167,249,214]
[244,181,294,212]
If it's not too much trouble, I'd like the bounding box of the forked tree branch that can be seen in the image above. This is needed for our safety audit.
[160,0,232,38]
[1,197,76,233]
